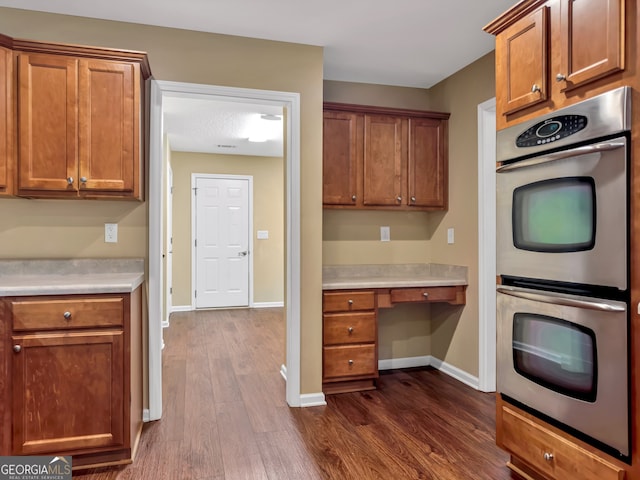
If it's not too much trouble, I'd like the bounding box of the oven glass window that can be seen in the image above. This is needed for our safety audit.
[513,313,597,402]
[512,177,596,253]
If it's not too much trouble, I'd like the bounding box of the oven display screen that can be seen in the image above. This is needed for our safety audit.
[512,177,596,252]
[513,313,597,402]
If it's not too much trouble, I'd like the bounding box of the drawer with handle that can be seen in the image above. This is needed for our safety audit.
[389,286,457,303]
[323,290,375,312]
[323,312,376,345]
[501,405,624,480]
[8,296,125,330]
[322,344,377,380]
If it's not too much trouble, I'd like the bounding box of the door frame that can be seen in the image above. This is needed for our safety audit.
[477,97,497,392]
[164,163,173,327]
[149,80,301,420]
[191,173,254,308]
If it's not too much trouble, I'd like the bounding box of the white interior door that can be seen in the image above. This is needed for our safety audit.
[194,175,251,308]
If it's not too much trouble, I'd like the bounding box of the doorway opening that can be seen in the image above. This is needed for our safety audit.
[149,80,302,420]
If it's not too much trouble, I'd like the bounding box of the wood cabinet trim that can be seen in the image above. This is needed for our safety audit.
[483,0,549,35]
[324,102,450,120]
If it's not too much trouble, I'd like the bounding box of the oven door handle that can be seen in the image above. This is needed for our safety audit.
[496,286,626,312]
[496,141,626,173]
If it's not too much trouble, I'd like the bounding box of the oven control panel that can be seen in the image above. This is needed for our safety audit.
[516,115,587,147]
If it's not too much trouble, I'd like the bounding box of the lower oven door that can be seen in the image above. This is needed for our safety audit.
[497,285,629,457]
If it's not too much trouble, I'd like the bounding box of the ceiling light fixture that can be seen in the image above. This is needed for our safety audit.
[248,113,282,142]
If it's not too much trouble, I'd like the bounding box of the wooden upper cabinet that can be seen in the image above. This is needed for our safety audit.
[363,114,404,206]
[17,53,79,193]
[79,59,137,194]
[322,103,449,211]
[485,0,626,126]
[498,6,549,115]
[323,111,359,205]
[558,0,624,91]
[408,117,448,209]
[0,42,12,196]
[11,38,150,200]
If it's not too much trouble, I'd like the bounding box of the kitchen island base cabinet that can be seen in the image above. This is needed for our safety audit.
[3,287,143,470]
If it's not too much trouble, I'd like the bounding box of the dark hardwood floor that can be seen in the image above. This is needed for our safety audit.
[74,308,519,480]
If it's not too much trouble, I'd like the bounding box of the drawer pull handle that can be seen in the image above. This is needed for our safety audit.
[63,311,72,320]
[351,195,356,201]
[423,292,429,298]
[543,452,554,462]
[13,345,21,353]
[348,359,354,365]
[348,299,353,305]
[348,327,354,334]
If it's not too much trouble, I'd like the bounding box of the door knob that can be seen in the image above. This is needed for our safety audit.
[238,251,248,257]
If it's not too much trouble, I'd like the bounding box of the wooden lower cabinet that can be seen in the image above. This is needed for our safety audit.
[498,402,625,480]
[2,288,143,469]
[322,290,378,394]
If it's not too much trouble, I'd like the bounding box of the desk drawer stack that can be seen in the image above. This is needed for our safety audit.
[322,290,378,394]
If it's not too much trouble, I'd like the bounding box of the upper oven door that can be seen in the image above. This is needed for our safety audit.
[496,136,628,291]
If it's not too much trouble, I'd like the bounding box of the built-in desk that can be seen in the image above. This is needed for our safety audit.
[322,264,467,394]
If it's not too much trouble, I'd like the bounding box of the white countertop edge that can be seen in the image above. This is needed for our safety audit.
[0,273,145,297]
[322,277,467,290]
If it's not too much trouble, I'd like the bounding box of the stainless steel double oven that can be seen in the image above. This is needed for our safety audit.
[495,86,631,460]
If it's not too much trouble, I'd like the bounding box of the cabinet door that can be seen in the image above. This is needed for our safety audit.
[558,0,624,90]
[78,59,137,195]
[363,114,404,206]
[11,330,124,455]
[0,46,11,195]
[17,53,78,192]
[323,111,359,205]
[408,117,447,209]
[496,6,549,115]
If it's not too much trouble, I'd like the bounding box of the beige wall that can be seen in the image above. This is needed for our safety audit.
[0,8,324,395]
[170,151,284,306]
[427,51,496,376]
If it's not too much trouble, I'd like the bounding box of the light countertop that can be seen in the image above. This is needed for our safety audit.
[0,258,145,296]
[322,263,467,290]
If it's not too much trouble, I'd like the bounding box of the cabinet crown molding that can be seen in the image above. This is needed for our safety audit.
[323,102,450,120]
[483,0,548,35]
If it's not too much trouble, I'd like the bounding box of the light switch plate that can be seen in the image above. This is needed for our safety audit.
[447,227,454,244]
[257,230,269,240]
[105,223,118,243]
[380,226,390,242]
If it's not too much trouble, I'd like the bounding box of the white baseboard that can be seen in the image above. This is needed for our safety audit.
[299,392,327,407]
[253,301,285,308]
[171,305,192,313]
[429,357,480,390]
[143,409,150,423]
[379,355,480,390]
[378,355,431,371]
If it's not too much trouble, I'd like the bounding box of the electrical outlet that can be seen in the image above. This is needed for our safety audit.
[380,226,390,242]
[447,227,454,244]
[105,223,118,243]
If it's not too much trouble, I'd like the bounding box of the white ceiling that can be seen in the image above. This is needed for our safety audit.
[0,0,516,156]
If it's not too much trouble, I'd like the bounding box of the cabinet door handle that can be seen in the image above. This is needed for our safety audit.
[351,195,356,201]
[411,196,416,203]
[556,73,566,82]
[531,84,541,93]
[63,311,72,320]
[396,196,402,202]
[423,292,429,298]
[347,327,354,334]
[67,177,74,185]
[543,452,554,462]
[347,299,353,305]
[80,176,88,183]
[13,345,21,353]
